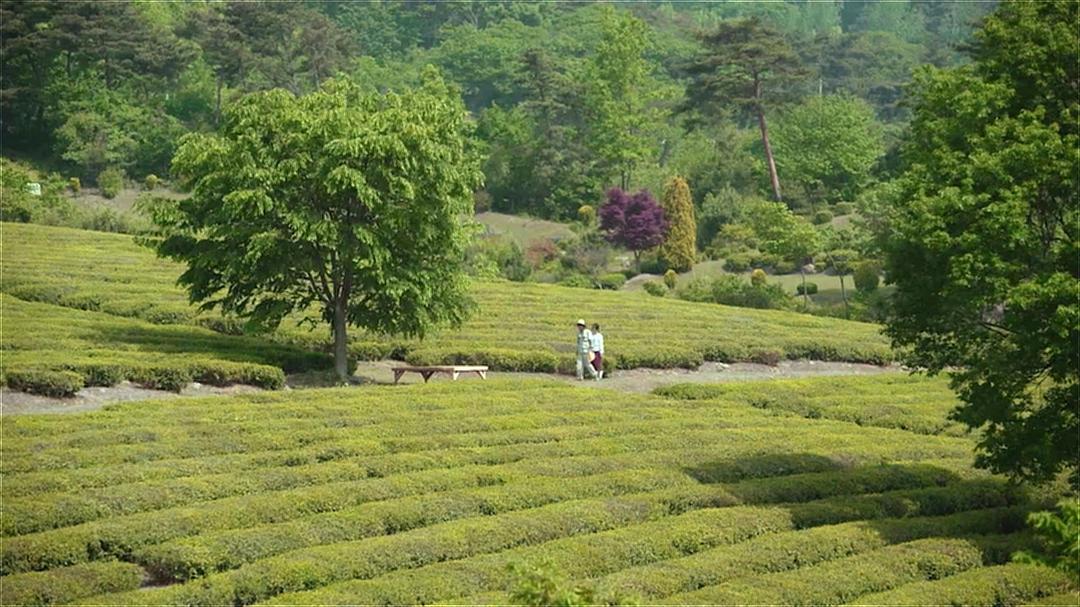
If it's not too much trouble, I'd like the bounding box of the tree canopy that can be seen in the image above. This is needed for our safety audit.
[882,0,1078,484]
[146,70,483,379]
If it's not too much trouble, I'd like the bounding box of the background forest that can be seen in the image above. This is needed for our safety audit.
[1,0,998,319]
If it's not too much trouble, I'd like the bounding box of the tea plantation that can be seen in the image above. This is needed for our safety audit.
[2,223,891,394]
[0,376,1075,605]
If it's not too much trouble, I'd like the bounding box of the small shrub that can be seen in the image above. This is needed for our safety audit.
[577,204,596,225]
[71,364,126,387]
[473,190,492,213]
[643,281,667,297]
[638,256,668,275]
[749,348,783,366]
[812,209,834,225]
[68,177,81,194]
[81,208,129,233]
[525,239,560,268]
[558,274,593,289]
[663,269,678,290]
[750,268,767,286]
[144,174,160,191]
[136,366,193,392]
[854,261,881,293]
[796,282,819,295]
[6,369,84,397]
[723,251,756,273]
[97,167,125,199]
[597,272,627,290]
[771,259,798,275]
[834,202,855,215]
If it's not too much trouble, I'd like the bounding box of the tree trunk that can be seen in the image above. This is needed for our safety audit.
[754,77,782,202]
[800,268,809,306]
[332,296,348,381]
[839,274,849,317]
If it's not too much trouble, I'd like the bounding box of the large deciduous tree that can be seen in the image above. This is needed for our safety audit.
[769,95,884,205]
[882,0,1078,483]
[599,187,667,267]
[147,70,483,379]
[680,17,807,203]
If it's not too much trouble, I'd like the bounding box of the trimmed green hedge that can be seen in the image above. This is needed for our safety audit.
[663,538,987,604]
[5,369,84,397]
[849,563,1076,605]
[0,561,144,606]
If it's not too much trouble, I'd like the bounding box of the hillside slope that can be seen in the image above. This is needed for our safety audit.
[2,223,892,384]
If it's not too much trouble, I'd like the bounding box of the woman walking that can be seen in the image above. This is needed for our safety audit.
[590,323,605,380]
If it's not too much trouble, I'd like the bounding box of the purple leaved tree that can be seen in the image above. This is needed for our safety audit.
[599,187,668,268]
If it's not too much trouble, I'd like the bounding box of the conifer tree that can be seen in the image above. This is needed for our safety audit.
[658,176,696,272]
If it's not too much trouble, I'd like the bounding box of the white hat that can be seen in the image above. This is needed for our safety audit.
[576,319,586,326]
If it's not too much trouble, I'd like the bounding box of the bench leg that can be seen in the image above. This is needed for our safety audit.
[452,371,460,381]
[421,371,434,383]
[477,370,487,380]
[393,370,404,385]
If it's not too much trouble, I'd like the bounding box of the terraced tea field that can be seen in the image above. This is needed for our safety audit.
[2,223,891,394]
[0,375,1074,605]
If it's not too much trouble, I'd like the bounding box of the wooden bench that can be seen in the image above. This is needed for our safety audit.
[392,365,489,384]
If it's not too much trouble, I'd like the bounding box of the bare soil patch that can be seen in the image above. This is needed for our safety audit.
[1,381,262,415]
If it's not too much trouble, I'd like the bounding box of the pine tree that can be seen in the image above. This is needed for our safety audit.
[658,176,696,272]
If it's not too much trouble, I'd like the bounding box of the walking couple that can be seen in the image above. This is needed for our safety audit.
[575,319,605,381]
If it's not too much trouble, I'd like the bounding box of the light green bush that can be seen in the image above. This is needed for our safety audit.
[96,167,124,199]
[5,369,84,397]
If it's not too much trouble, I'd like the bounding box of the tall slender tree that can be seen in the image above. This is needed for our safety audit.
[658,176,697,272]
[680,17,807,202]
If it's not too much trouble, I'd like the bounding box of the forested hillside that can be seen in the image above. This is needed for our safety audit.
[2,0,994,220]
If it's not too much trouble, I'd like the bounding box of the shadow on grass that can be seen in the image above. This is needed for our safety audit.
[684,453,850,484]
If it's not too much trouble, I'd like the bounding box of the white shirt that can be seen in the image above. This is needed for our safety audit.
[590,332,604,354]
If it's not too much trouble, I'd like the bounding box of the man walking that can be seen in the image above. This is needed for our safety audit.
[575,319,598,381]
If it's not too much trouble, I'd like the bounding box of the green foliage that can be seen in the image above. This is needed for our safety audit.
[509,561,639,607]
[853,261,881,293]
[0,561,145,606]
[811,209,834,225]
[1013,500,1080,574]
[466,235,530,282]
[750,268,767,287]
[746,201,820,268]
[152,72,482,379]
[796,282,818,296]
[658,176,696,271]
[144,174,159,191]
[881,0,1079,483]
[96,167,124,199]
[663,269,678,291]
[577,205,596,225]
[5,369,85,398]
[679,276,793,311]
[642,281,666,298]
[3,223,895,379]
[598,273,627,291]
[770,96,884,204]
[68,177,81,194]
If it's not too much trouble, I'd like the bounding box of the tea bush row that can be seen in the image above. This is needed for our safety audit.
[3,223,895,370]
[850,562,1076,605]
[589,507,1026,602]
[655,376,965,436]
[0,561,144,606]
[131,463,972,582]
[662,538,988,604]
[78,470,1015,604]
[1,296,319,395]
[264,505,1021,606]
[456,507,1026,606]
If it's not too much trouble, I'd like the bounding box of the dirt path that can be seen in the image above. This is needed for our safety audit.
[2,361,906,415]
[1,382,262,416]
[351,359,905,393]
